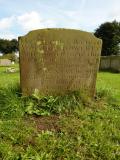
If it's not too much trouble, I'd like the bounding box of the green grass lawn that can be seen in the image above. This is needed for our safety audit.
[97,72,120,103]
[0,64,19,88]
[0,64,120,160]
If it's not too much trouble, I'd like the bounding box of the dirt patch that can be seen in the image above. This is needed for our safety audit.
[29,115,61,132]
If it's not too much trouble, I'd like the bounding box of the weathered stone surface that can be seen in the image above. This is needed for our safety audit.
[0,59,11,66]
[100,55,120,72]
[19,28,102,96]
[6,67,18,73]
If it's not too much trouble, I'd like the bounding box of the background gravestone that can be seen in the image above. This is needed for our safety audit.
[0,59,11,66]
[19,28,102,96]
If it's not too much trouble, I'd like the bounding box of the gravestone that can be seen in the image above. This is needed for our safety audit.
[0,59,11,66]
[19,28,102,96]
[100,55,120,72]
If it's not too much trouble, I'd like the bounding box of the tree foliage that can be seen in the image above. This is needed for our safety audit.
[0,38,18,54]
[94,20,120,56]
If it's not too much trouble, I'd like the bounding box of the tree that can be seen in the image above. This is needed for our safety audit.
[94,20,120,56]
[0,38,18,54]
[10,39,18,53]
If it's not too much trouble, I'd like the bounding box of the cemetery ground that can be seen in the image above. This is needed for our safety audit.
[0,64,120,160]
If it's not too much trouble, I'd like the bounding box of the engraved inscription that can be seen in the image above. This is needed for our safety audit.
[19,29,102,96]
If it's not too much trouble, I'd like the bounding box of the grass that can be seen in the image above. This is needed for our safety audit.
[0,64,19,88]
[0,64,120,160]
[97,72,120,103]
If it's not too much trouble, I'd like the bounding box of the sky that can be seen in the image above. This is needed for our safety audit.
[0,0,120,39]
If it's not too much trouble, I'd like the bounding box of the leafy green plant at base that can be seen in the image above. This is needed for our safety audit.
[25,90,90,116]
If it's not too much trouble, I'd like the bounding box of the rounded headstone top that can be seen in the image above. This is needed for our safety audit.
[20,28,101,43]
